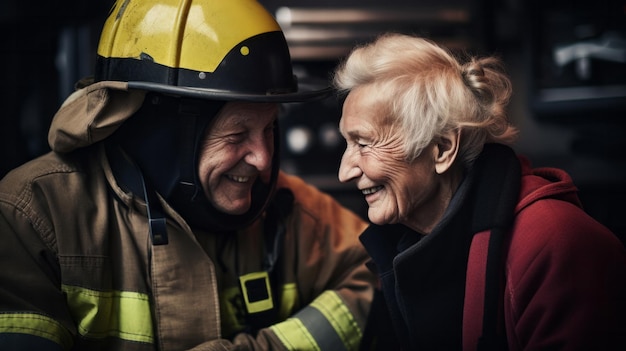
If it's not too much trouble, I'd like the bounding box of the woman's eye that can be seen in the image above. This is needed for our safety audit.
[356,140,369,148]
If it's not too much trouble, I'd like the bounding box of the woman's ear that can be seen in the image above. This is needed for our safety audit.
[434,129,460,174]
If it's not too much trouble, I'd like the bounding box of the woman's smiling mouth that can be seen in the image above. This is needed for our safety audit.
[362,185,383,195]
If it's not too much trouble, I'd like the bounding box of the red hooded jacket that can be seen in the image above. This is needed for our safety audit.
[360,144,626,350]
[464,156,626,350]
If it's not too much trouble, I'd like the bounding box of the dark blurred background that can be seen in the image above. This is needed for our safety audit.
[1,0,625,241]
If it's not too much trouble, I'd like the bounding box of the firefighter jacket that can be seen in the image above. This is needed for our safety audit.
[359,144,626,350]
[0,81,375,350]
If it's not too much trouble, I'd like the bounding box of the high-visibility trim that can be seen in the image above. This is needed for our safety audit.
[270,291,362,351]
[62,285,153,344]
[310,291,362,350]
[0,312,73,349]
[277,283,299,320]
[270,317,320,351]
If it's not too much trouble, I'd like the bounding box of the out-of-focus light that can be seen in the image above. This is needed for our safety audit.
[286,126,313,154]
[319,123,342,149]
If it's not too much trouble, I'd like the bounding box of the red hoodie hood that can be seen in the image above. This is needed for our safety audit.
[516,155,582,214]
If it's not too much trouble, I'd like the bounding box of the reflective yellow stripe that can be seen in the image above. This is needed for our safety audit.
[310,291,362,350]
[277,283,299,320]
[0,312,73,349]
[62,285,153,344]
[271,318,320,351]
[270,291,362,351]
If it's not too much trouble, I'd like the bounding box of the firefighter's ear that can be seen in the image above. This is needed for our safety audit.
[434,129,460,174]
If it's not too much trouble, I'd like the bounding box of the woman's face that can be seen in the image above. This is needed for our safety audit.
[338,86,442,232]
[197,101,277,215]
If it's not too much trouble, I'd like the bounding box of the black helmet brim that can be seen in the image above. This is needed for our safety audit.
[128,78,332,103]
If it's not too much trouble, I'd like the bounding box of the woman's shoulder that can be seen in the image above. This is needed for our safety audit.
[507,197,625,275]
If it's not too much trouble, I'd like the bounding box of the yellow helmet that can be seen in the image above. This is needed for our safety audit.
[95,0,329,102]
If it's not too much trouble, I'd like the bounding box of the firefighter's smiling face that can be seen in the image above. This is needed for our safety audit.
[197,101,278,215]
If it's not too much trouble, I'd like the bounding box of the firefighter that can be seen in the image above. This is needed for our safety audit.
[0,0,375,350]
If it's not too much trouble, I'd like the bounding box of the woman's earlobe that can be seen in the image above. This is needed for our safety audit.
[434,130,460,174]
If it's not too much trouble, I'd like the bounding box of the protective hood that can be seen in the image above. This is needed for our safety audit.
[48,80,146,152]
[49,80,278,232]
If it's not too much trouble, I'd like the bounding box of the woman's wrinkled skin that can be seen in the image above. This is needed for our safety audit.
[338,85,461,234]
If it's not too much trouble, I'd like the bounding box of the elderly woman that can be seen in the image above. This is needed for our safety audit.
[333,33,626,350]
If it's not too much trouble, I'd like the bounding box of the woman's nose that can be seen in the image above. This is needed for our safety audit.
[338,149,361,183]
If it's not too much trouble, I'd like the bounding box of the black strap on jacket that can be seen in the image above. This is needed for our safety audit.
[106,143,169,245]
[472,144,521,351]
[240,187,294,334]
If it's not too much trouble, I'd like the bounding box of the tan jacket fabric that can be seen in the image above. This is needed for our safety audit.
[0,81,374,350]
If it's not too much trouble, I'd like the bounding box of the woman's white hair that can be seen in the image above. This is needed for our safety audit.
[333,33,518,167]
